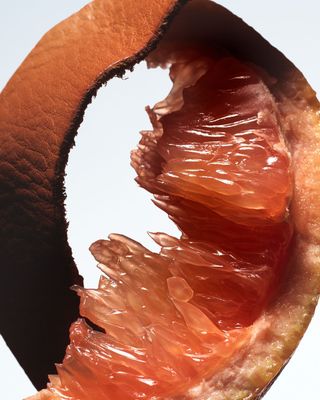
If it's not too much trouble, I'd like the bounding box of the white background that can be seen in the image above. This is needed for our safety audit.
[0,1,319,399]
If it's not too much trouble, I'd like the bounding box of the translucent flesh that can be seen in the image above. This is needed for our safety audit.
[41,55,293,399]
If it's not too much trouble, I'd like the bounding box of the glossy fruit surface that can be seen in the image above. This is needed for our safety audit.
[0,1,319,399]
[28,53,294,399]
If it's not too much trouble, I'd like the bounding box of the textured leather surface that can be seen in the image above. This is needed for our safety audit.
[0,0,181,389]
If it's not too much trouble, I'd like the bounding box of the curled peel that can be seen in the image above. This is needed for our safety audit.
[0,0,184,389]
[0,1,320,399]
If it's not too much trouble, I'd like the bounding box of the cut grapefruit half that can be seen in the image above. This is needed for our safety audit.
[0,1,319,399]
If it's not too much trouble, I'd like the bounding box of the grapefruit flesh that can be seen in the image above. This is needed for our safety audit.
[35,54,294,399]
[132,54,293,329]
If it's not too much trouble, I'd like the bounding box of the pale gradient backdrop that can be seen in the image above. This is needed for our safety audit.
[0,1,319,399]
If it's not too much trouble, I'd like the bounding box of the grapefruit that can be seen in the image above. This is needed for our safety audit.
[0,1,319,399]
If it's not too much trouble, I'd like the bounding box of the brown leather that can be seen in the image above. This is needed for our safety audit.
[0,0,183,389]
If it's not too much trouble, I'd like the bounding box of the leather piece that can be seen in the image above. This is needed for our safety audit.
[0,0,183,389]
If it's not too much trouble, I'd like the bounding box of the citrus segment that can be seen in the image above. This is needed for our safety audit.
[133,54,293,328]
[33,54,294,399]
[135,56,292,225]
[50,235,248,399]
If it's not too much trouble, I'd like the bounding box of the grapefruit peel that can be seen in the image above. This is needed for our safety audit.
[0,1,319,399]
